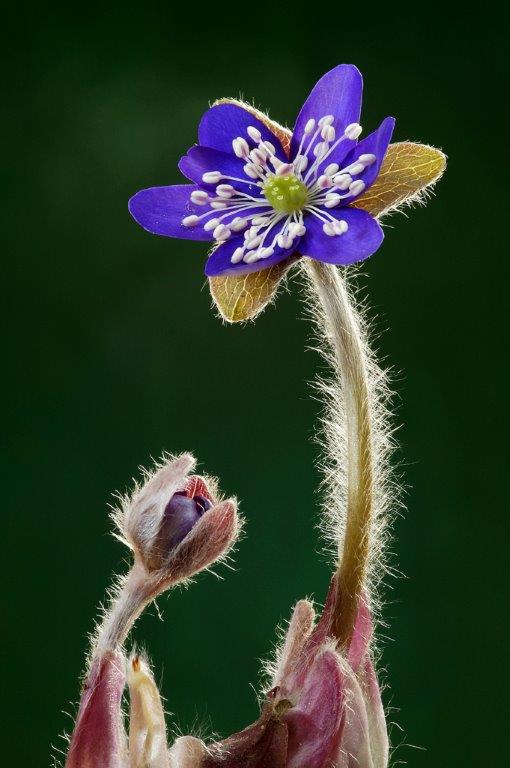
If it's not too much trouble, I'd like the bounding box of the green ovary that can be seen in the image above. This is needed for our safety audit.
[263,175,308,214]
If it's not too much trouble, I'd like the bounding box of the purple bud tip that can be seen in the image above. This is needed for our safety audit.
[161,491,212,549]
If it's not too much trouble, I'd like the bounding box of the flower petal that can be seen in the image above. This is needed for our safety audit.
[285,649,346,768]
[273,600,316,690]
[198,102,287,159]
[204,234,298,277]
[301,207,384,266]
[178,146,261,196]
[353,141,447,218]
[342,117,395,201]
[358,658,389,768]
[128,185,213,241]
[208,256,297,322]
[65,651,127,768]
[127,654,170,768]
[291,65,363,161]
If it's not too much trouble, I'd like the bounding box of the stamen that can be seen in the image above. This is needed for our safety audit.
[247,126,262,143]
[231,246,245,264]
[213,224,231,241]
[202,171,222,184]
[276,163,294,177]
[182,215,199,227]
[204,218,221,231]
[325,163,340,176]
[349,180,366,196]
[321,125,336,142]
[318,114,334,127]
[232,137,250,159]
[243,163,262,179]
[324,193,341,208]
[190,190,209,205]
[304,118,316,134]
[344,123,363,140]
[210,201,228,209]
[216,184,235,198]
[332,173,352,190]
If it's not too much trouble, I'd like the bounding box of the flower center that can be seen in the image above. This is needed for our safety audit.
[263,175,308,214]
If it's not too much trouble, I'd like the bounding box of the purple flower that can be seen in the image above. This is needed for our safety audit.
[129,65,394,276]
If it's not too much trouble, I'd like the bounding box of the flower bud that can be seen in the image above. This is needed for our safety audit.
[118,454,240,584]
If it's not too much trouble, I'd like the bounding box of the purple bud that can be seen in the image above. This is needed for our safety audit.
[160,491,212,549]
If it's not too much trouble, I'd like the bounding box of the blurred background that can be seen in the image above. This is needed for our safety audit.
[3,4,506,766]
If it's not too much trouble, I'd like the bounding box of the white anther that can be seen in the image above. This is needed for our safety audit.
[335,219,348,234]
[325,163,339,176]
[247,126,262,143]
[289,222,306,237]
[246,235,262,249]
[359,153,376,166]
[213,224,231,241]
[243,163,260,179]
[202,171,222,184]
[317,174,333,189]
[259,247,275,259]
[349,180,366,196]
[321,125,336,142]
[182,215,199,227]
[294,155,308,173]
[270,156,283,170]
[333,173,352,190]
[304,118,316,134]
[313,142,327,158]
[243,250,261,263]
[216,183,235,198]
[347,162,365,175]
[245,226,259,240]
[276,163,294,176]
[344,123,362,140]
[277,233,294,249]
[318,115,335,127]
[324,193,341,208]
[252,216,270,226]
[210,201,228,209]
[250,148,267,165]
[262,141,276,155]
[232,137,250,159]
[204,218,220,232]
[323,221,337,236]
[190,190,209,205]
[231,247,245,264]
[231,217,248,232]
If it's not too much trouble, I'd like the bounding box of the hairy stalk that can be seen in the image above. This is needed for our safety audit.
[304,259,392,649]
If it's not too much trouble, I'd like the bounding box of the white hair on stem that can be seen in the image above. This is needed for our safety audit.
[301,259,399,649]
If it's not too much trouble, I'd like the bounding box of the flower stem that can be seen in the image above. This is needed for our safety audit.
[304,259,377,649]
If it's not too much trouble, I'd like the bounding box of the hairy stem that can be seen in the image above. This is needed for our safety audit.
[305,259,376,649]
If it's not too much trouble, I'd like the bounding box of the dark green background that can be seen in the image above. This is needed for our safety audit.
[3,6,506,766]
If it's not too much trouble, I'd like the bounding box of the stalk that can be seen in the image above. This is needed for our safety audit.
[304,259,391,649]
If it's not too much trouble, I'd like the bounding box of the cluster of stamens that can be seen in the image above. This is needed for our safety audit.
[182,116,376,265]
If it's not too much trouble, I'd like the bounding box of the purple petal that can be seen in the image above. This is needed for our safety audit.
[129,184,213,241]
[198,103,287,159]
[179,146,261,196]
[301,208,383,266]
[342,116,395,201]
[291,65,363,163]
[204,233,298,277]
[285,649,346,768]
